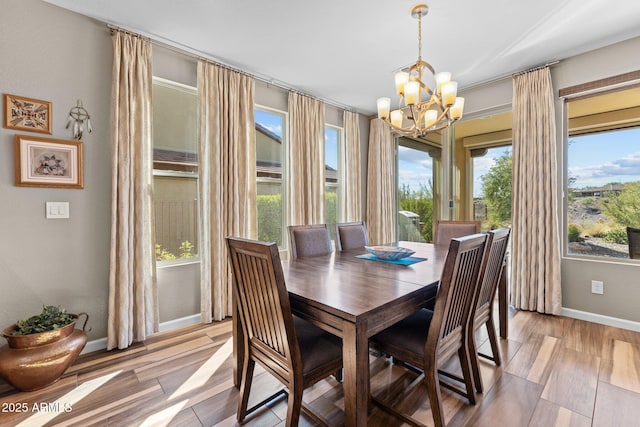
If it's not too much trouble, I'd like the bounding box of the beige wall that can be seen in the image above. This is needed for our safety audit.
[0,0,112,341]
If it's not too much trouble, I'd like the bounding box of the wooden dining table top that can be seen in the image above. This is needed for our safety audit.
[280,241,447,328]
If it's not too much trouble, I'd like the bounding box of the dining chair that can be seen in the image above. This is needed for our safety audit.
[369,233,487,427]
[434,220,481,246]
[467,227,511,393]
[627,226,640,259]
[226,237,343,426]
[335,221,369,251]
[288,224,333,259]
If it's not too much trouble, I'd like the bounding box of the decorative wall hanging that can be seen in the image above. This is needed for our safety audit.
[66,100,92,140]
[14,134,84,189]
[3,94,52,134]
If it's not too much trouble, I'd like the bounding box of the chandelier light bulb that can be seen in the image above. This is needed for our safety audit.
[404,81,420,105]
[377,97,391,119]
[435,72,451,95]
[395,71,410,96]
[450,97,465,120]
[441,81,458,107]
[425,109,438,128]
[390,110,404,128]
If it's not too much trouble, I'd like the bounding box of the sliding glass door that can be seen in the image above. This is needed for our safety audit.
[397,137,441,242]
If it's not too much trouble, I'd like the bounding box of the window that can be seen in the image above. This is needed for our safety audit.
[565,85,640,260]
[255,107,286,247]
[152,77,199,263]
[325,125,341,240]
[472,145,512,230]
[455,110,513,231]
[397,137,441,242]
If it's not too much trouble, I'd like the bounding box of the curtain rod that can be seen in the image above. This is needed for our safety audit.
[512,61,560,77]
[107,24,356,113]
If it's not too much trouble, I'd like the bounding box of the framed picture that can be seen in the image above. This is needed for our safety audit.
[4,94,52,134]
[14,134,84,189]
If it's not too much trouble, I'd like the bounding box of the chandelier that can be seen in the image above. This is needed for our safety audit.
[377,4,464,137]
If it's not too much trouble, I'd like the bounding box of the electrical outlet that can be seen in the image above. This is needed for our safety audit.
[591,280,604,295]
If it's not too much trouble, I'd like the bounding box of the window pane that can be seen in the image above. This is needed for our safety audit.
[325,126,340,240]
[397,141,438,242]
[473,146,512,230]
[566,86,640,260]
[256,108,285,246]
[152,78,199,261]
[567,127,640,259]
[154,175,198,260]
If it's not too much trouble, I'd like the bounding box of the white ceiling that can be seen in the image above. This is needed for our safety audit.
[44,0,640,115]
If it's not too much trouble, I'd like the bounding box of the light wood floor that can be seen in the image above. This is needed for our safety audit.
[2,307,640,426]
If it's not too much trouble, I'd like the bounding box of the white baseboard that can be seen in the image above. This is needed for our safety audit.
[561,308,640,332]
[157,313,201,332]
[81,337,108,354]
[80,313,201,355]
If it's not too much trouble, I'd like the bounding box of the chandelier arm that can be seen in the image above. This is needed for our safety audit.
[383,118,423,136]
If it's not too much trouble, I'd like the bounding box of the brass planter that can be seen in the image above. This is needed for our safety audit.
[0,313,89,391]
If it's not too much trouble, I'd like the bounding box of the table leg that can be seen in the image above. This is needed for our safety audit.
[499,263,508,339]
[342,320,369,427]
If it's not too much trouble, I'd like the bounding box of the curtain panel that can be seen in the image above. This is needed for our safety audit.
[511,67,562,315]
[340,111,363,222]
[108,31,158,350]
[366,119,396,245]
[198,61,256,323]
[287,92,326,226]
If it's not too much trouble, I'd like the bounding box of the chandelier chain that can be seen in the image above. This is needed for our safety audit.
[417,10,422,62]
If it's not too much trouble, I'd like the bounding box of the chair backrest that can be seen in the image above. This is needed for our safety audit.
[288,224,333,259]
[426,233,487,362]
[226,237,301,379]
[434,220,481,246]
[335,221,369,251]
[474,228,511,325]
[628,227,640,259]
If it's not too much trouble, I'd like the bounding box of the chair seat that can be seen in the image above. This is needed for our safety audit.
[294,316,342,377]
[371,309,433,358]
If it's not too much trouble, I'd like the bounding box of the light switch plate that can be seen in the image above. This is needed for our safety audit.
[591,280,604,295]
[46,202,70,219]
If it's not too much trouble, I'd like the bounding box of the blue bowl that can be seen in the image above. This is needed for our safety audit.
[365,246,415,260]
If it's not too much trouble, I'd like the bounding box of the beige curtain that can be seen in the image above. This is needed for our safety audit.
[198,61,256,323]
[366,119,396,245]
[511,67,562,315]
[288,92,325,226]
[108,31,158,350]
[340,111,363,222]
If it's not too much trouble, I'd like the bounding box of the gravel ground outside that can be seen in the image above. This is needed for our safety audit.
[568,236,630,259]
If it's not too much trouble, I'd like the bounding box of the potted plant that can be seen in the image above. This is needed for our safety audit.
[0,305,89,391]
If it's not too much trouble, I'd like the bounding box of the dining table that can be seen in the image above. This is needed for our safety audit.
[231,240,508,427]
